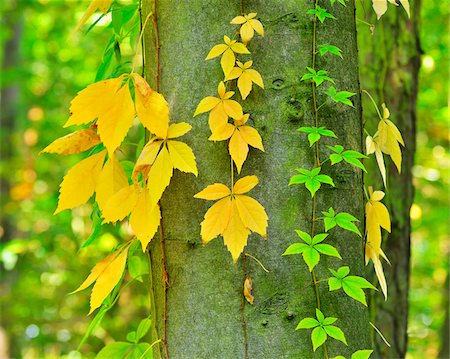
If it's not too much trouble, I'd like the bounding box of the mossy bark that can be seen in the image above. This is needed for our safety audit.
[358,2,421,358]
[143,1,370,357]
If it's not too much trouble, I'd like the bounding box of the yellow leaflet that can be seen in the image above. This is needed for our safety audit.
[147,145,173,205]
[226,61,264,100]
[132,73,169,139]
[64,77,123,127]
[208,123,235,141]
[229,130,249,173]
[130,189,161,251]
[372,0,410,20]
[223,200,251,262]
[96,81,135,155]
[233,175,259,195]
[235,195,268,238]
[167,140,198,176]
[366,244,389,299]
[205,35,250,76]
[231,13,264,44]
[194,183,231,200]
[102,184,138,223]
[95,154,128,211]
[238,125,264,151]
[167,122,192,138]
[74,0,113,32]
[201,197,233,244]
[55,150,106,214]
[88,244,129,314]
[40,128,101,155]
[133,140,163,182]
[366,135,387,187]
[377,105,404,173]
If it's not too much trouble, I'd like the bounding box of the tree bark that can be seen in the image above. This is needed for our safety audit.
[358,2,421,358]
[144,1,370,357]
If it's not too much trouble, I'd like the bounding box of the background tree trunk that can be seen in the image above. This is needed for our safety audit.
[358,2,421,358]
[143,1,371,357]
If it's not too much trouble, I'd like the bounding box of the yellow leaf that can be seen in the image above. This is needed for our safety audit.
[64,77,123,128]
[208,106,229,133]
[96,81,135,155]
[365,243,388,299]
[147,145,173,205]
[132,73,169,138]
[244,277,254,304]
[95,154,128,211]
[200,197,232,243]
[235,195,268,238]
[74,0,112,32]
[366,135,387,187]
[167,140,198,176]
[130,189,161,250]
[40,129,101,155]
[55,150,106,214]
[206,44,228,60]
[238,71,253,100]
[223,200,250,262]
[194,183,231,200]
[222,99,243,120]
[221,48,236,77]
[167,122,192,139]
[230,42,250,54]
[229,130,249,173]
[233,175,259,194]
[208,123,235,142]
[249,19,264,36]
[193,96,221,117]
[247,69,264,89]
[225,67,243,81]
[372,0,410,19]
[89,245,129,314]
[133,140,163,181]
[230,15,246,25]
[240,22,254,44]
[377,116,404,173]
[238,126,264,151]
[102,184,138,223]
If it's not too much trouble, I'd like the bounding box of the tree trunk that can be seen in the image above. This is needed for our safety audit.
[358,2,421,358]
[143,1,370,357]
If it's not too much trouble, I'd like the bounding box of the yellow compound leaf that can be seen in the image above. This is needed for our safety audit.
[102,184,138,223]
[244,277,254,304]
[377,116,404,173]
[95,154,128,211]
[133,140,163,181]
[89,245,129,314]
[223,200,251,263]
[96,81,135,155]
[238,126,264,151]
[227,62,264,100]
[231,13,264,44]
[234,195,268,239]
[147,145,173,205]
[200,197,233,244]
[229,129,249,173]
[167,140,198,176]
[64,77,123,128]
[40,128,101,155]
[233,175,259,194]
[132,73,169,139]
[130,189,161,251]
[74,0,113,32]
[205,36,249,76]
[55,150,106,214]
[167,122,192,139]
[194,183,231,200]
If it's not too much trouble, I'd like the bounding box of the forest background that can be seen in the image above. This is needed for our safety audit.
[0,0,448,358]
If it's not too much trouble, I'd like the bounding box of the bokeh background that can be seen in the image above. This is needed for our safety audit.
[0,1,448,358]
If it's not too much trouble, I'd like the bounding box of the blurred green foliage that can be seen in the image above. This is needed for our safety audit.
[0,0,448,358]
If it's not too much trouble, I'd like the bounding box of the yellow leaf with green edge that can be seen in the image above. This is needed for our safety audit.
[194,183,231,200]
[102,184,138,223]
[133,140,163,181]
[167,122,192,139]
[95,154,128,211]
[233,175,258,194]
[96,81,135,155]
[147,145,173,205]
[229,129,249,173]
[132,73,169,139]
[234,195,268,239]
[40,129,101,155]
[74,0,112,32]
[167,140,198,176]
[238,126,264,151]
[55,150,106,214]
[64,77,123,128]
[130,189,161,251]
[89,245,129,314]
[223,200,251,262]
[200,197,233,244]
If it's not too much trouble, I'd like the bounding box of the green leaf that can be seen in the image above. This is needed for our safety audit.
[296,317,320,329]
[315,244,342,259]
[96,342,132,359]
[316,174,335,186]
[308,132,321,146]
[336,266,350,278]
[324,325,347,345]
[326,86,356,107]
[298,127,337,147]
[128,255,149,281]
[315,308,325,323]
[128,343,153,359]
[303,247,320,271]
[295,230,312,244]
[81,204,103,248]
[330,153,343,164]
[126,331,137,343]
[332,356,346,359]
[307,5,337,23]
[329,267,376,305]
[77,306,108,351]
[323,317,338,325]
[289,174,308,185]
[322,208,361,236]
[306,178,321,197]
[283,242,309,255]
[319,44,343,58]
[290,167,333,196]
[342,282,368,306]
[136,317,152,341]
[328,277,342,291]
[351,350,373,359]
[311,327,327,351]
[301,67,335,86]
[312,233,328,244]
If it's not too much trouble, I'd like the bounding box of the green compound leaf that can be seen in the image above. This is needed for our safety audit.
[324,325,348,345]
[298,126,337,147]
[289,167,335,197]
[328,145,368,172]
[326,86,356,107]
[319,43,343,58]
[322,207,361,236]
[301,67,335,86]
[296,317,320,329]
[312,327,327,351]
[307,5,337,23]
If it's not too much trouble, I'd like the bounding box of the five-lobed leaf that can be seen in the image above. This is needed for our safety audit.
[298,126,337,147]
[319,44,343,58]
[289,167,335,197]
